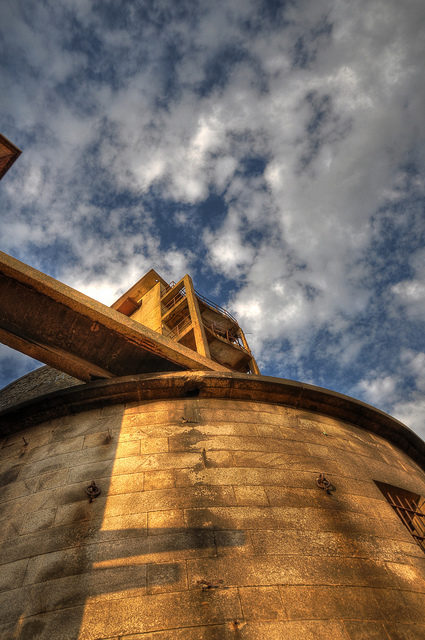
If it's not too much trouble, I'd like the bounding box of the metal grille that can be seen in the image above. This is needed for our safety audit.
[376,481,425,553]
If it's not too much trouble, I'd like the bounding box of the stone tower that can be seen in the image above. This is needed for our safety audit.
[1,251,425,640]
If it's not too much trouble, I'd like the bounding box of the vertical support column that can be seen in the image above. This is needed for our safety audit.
[153,281,162,334]
[238,328,260,374]
[184,274,211,359]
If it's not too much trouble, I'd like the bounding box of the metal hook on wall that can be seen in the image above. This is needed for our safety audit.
[86,480,101,503]
[316,473,335,495]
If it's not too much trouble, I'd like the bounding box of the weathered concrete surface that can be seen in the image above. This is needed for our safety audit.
[0,375,425,639]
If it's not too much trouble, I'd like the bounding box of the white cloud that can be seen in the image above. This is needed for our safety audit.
[392,397,425,440]
[1,0,425,443]
[356,374,399,407]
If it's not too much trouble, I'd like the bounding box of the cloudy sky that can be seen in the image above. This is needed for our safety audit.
[1,0,425,437]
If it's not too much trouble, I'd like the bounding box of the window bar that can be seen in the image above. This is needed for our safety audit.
[389,492,413,533]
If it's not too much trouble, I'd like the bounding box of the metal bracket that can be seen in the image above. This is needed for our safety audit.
[86,480,101,503]
[316,473,335,495]
[197,579,224,591]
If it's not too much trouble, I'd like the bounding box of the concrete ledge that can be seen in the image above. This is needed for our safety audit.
[1,371,424,472]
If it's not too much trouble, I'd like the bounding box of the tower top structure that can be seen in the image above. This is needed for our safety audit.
[112,268,259,375]
[0,251,258,383]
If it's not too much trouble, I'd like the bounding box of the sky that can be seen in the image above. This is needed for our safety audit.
[1,0,425,438]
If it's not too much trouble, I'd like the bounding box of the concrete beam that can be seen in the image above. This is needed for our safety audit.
[0,251,230,381]
[0,133,21,180]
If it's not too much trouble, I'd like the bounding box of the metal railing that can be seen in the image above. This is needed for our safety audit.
[194,289,239,325]
[203,320,247,351]
[161,281,177,298]
[377,482,425,553]
[162,288,186,314]
[163,315,192,340]
[161,279,239,326]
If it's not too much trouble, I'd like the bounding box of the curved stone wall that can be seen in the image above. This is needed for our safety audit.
[0,366,80,413]
[0,374,425,639]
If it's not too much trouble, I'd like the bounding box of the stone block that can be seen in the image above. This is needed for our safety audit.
[119,625,224,640]
[0,461,24,488]
[144,470,175,490]
[234,486,269,506]
[121,411,173,428]
[83,431,120,448]
[384,561,425,592]
[20,507,56,535]
[397,590,425,623]
[140,437,168,454]
[0,478,31,504]
[27,435,84,462]
[199,407,286,426]
[185,506,277,531]
[254,423,285,438]
[271,505,410,540]
[33,468,69,491]
[0,565,147,625]
[148,509,185,532]
[215,529,253,556]
[106,472,145,494]
[115,440,141,458]
[175,467,312,489]
[54,498,106,526]
[250,529,422,563]
[124,399,185,414]
[171,434,300,454]
[18,445,117,481]
[68,459,115,483]
[77,587,242,638]
[230,620,348,639]
[100,512,147,536]
[142,529,216,563]
[281,585,382,620]
[24,547,93,584]
[113,452,202,474]
[239,586,284,619]
[187,555,395,589]
[383,623,425,639]
[0,558,28,592]
[80,486,236,523]
[147,561,187,594]
[0,440,27,460]
[13,605,86,640]
[343,620,391,639]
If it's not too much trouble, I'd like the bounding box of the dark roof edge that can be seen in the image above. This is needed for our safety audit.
[1,370,424,471]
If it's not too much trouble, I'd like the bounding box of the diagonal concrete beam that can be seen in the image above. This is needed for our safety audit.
[0,133,21,180]
[0,251,230,381]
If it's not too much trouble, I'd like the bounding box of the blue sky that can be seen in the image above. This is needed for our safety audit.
[1,0,425,438]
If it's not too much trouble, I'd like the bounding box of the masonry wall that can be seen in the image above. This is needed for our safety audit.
[1,395,425,639]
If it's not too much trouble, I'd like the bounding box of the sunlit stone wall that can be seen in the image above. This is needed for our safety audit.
[1,385,425,639]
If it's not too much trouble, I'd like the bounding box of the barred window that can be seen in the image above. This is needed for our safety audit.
[375,481,425,553]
